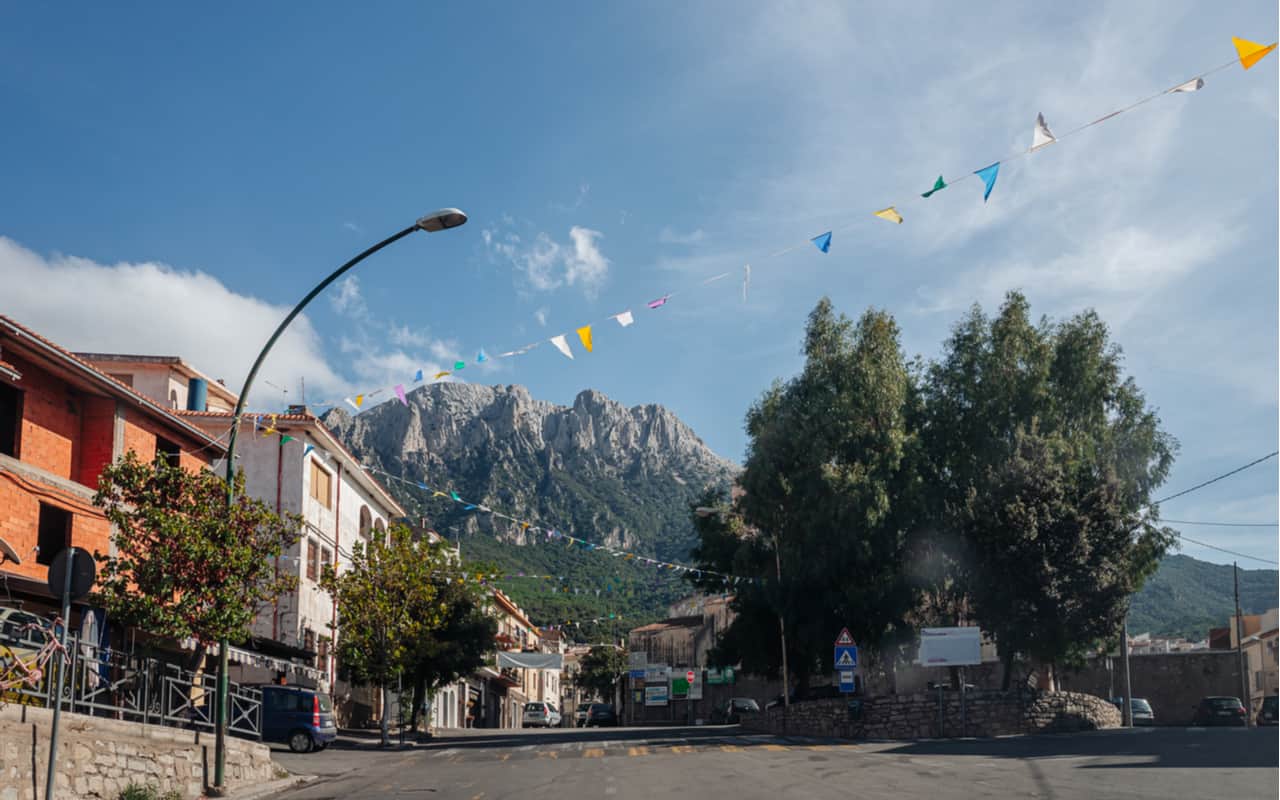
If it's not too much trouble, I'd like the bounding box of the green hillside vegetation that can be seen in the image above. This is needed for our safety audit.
[1129,554,1278,640]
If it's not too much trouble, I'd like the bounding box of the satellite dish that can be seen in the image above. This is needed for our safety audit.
[0,535,20,565]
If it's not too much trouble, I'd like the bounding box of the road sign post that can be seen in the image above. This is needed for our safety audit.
[45,547,95,800]
[834,628,858,694]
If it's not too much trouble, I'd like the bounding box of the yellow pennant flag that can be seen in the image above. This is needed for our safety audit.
[874,207,904,224]
[576,324,594,353]
[434,371,450,379]
[1234,37,1277,70]
[354,395,364,408]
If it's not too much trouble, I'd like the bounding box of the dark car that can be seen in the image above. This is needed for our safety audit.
[259,685,337,753]
[1109,697,1155,726]
[712,697,760,724]
[1257,695,1278,727]
[585,703,617,727]
[1192,696,1248,727]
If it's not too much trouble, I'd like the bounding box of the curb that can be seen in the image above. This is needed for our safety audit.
[222,773,316,800]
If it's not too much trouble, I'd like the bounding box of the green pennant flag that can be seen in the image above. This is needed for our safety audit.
[922,175,947,198]
[280,435,294,444]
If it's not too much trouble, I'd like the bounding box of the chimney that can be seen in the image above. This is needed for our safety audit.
[186,377,208,411]
[287,404,309,416]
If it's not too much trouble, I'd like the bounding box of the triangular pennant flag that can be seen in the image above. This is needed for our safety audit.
[280,435,295,444]
[921,175,947,198]
[873,207,903,224]
[417,481,428,490]
[355,395,364,408]
[1031,112,1056,151]
[344,398,359,411]
[432,491,448,498]
[303,444,314,457]
[1233,37,1277,70]
[253,415,261,432]
[576,325,593,353]
[453,360,466,371]
[1171,77,1205,93]
[414,369,424,382]
[975,162,1000,202]
[434,371,450,379]
[647,295,669,309]
[476,349,488,363]
[614,310,634,327]
[811,231,832,253]
[549,334,574,359]
[742,264,750,303]
[449,491,462,502]
[394,384,408,406]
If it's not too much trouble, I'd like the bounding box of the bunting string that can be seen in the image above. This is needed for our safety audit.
[280,38,1272,420]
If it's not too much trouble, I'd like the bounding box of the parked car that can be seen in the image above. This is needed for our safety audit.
[585,703,617,727]
[575,702,592,727]
[712,697,761,724]
[1191,696,1248,727]
[259,685,337,753]
[522,701,561,728]
[1109,697,1156,726]
[1256,695,1278,727]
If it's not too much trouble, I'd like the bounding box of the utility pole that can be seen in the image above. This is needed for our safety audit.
[1120,612,1132,727]
[1234,562,1251,725]
[775,537,789,731]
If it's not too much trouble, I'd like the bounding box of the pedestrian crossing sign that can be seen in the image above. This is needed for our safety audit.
[835,648,856,668]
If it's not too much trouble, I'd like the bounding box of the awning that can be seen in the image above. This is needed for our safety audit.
[497,651,563,670]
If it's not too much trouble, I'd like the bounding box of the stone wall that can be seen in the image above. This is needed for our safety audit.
[1057,651,1243,726]
[0,705,275,800]
[742,690,1121,740]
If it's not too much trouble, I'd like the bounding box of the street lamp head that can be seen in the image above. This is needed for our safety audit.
[416,208,468,233]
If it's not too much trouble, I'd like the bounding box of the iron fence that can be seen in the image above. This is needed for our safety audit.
[1,625,262,739]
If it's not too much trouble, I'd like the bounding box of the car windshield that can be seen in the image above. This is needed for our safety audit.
[524,703,545,712]
[577,704,591,712]
[1131,699,1152,713]
[1263,697,1278,711]
[1208,698,1240,709]
[317,693,333,712]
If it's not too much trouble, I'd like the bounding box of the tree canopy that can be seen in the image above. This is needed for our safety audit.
[92,451,300,649]
[574,645,628,702]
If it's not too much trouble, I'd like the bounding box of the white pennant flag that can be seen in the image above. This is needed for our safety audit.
[1171,77,1204,93]
[614,310,634,327]
[742,264,751,303]
[1031,112,1057,151]
[549,334,574,359]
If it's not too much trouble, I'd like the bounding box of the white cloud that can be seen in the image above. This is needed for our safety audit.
[482,223,611,297]
[534,307,549,327]
[0,236,349,408]
[329,275,367,318]
[342,221,362,233]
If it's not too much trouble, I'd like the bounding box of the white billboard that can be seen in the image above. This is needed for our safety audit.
[917,627,982,666]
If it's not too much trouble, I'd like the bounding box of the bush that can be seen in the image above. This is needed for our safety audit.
[119,784,182,800]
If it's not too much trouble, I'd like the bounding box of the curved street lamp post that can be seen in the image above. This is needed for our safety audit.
[213,209,467,792]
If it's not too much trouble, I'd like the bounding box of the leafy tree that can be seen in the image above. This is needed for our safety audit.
[921,292,1177,687]
[574,645,628,702]
[689,299,921,691]
[92,451,300,651]
[405,574,497,730]
[320,526,450,745]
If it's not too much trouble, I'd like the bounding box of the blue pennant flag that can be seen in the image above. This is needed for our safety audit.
[463,504,477,511]
[418,481,429,490]
[414,369,424,382]
[975,162,1000,202]
[302,444,314,457]
[811,231,832,253]
[476,349,488,363]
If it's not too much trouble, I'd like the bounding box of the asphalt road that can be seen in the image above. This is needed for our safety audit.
[268,725,1278,800]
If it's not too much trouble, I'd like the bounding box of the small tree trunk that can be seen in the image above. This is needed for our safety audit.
[409,671,427,731]
[380,684,391,746]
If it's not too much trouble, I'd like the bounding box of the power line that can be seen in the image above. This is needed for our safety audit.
[1163,519,1278,528]
[1172,533,1279,566]
[1152,451,1279,505]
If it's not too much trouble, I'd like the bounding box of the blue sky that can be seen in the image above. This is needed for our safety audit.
[2,2,1277,566]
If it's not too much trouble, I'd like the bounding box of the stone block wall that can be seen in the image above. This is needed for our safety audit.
[0,705,275,800]
[1057,651,1243,725]
[742,690,1121,740]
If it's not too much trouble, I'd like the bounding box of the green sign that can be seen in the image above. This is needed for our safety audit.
[706,667,735,685]
[672,677,690,697]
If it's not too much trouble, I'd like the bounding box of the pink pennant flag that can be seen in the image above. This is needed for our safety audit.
[394,384,408,406]
[647,295,669,309]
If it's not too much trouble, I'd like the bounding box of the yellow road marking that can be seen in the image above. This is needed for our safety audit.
[670,745,695,754]
[537,750,558,759]
[583,748,605,759]
[720,744,742,752]
[762,744,789,751]
[806,745,830,751]
[500,753,511,762]
[627,746,649,757]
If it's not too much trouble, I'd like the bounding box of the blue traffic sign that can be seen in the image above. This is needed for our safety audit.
[838,669,856,694]
[834,644,858,669]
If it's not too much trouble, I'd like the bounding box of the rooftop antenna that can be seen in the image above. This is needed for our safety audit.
[262,379,288,408]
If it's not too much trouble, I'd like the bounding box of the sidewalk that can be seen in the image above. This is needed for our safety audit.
[329,727,433,750]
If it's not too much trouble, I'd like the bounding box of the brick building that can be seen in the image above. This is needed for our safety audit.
[0,315,224,619]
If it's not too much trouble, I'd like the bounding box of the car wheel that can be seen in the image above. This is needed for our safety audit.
[288,730,314,753]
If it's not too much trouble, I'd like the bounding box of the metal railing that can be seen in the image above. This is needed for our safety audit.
[1,626,262,738]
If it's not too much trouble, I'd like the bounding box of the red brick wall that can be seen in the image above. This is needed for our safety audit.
[0,468,111,583]
[7,352,81,479]
[78,394,117,489]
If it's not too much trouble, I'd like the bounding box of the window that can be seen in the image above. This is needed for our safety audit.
[306,538,319,581]
[309,460,332,509]
[37,504,71,566]
[303,629,316,655]
[374,519,385,539]
[168,389,179,409]
[359,506,372,540]
[321,546,332,573]
[156,437,181,468]
[108,373,133,387]
[0,382,20,457]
